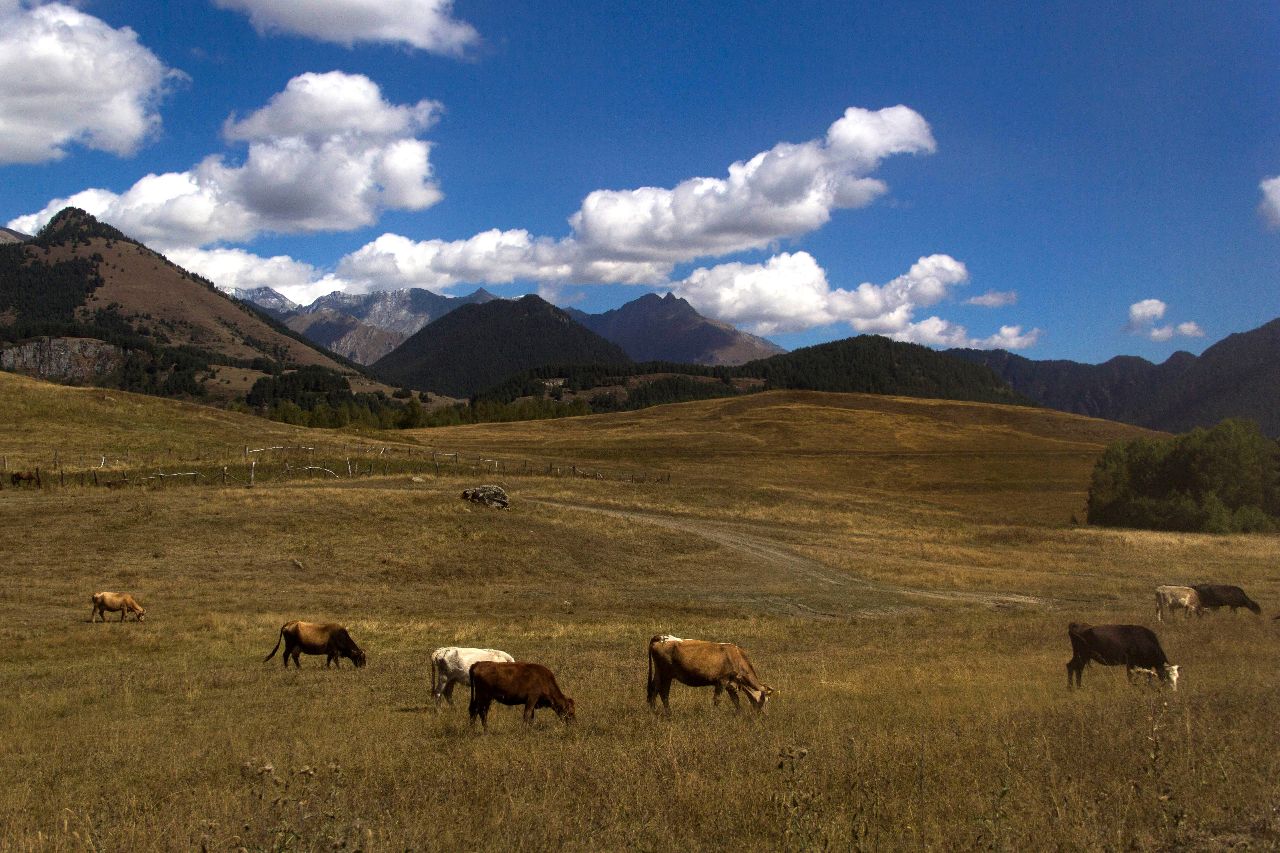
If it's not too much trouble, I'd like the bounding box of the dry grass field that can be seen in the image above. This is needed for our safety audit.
[1,376,1278,850]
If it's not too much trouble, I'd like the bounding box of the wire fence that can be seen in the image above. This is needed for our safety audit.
[0,442,671,492]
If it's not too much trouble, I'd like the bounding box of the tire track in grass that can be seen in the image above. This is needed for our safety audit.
[530,499,1049,614]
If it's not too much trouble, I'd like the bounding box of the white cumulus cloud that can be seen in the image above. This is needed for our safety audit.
[893,317,1040,350]
[164,246,344,306]
[1126,299,1203,342]
[310,105,938,293]
[213,0,478,55]
[8,72,442,248]
[1127,298,1167,327]
[1259,176,1280,228]
[667,251,1037,348]
[0,2,180,164]
[334,231,669,292]
[965,289,1017,308]
[569,106,935,264]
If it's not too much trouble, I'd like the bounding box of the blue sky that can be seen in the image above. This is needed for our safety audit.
[1,1,1277,362]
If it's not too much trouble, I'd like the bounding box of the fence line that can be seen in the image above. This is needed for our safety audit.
[0,440,671,491]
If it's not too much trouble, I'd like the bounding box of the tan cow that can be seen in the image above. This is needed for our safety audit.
[91,591,145,622]
[263,621,366,669]
[647,634,774,714]
[1155,585,1203,622]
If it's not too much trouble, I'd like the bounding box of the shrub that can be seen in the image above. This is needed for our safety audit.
[1087,419,1280,533]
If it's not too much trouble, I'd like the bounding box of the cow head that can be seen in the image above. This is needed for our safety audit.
[348,646,367,668]
[747,685,775,711]
[557,696,576,723]
[1161,664,1179,691]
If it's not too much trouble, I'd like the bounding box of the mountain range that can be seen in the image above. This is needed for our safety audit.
[234,286,782,368]
[372,294,631,397]
[952,318,1280,436]
[5,207,1277,436]
[0,208,365,399]
[0,227,30,245]
[565,293,784,365]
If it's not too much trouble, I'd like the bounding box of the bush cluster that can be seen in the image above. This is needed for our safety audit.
[1087,419,1280,533]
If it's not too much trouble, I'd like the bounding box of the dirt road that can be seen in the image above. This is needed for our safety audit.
[531,499,1048,616]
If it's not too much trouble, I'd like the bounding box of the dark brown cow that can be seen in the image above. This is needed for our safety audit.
[263,621,366,669]
[468,661,575,729]
[1066,623,1179,690]
[647,634,774,713]
[91,591,145,622]
[1192,584,1261,615]
[10,471,40,487]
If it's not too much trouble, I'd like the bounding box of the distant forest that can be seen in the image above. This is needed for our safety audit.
[1087,419,1280,533]
[247,334,1029,430]
[478,336,1027,410]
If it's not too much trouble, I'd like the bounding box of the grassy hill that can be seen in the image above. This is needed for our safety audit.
[0,208,365,400]
[2,379,1277,849]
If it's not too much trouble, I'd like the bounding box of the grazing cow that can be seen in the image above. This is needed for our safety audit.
[1066,623,1179,690]
[430,646,515,705]
[468,661,575,730]
[10,471,40,487]
[1155,585,1203,622]
[647,634,775,713]
[91,591,146,622]
[1192,584,1261,615]
[263,621,366,669]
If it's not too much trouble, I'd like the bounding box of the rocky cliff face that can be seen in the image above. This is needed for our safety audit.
[230,287,297,319]
[1,337,123,382]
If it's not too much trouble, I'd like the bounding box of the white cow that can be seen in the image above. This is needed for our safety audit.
[1155,585,1203,622]
[430,646,515,705]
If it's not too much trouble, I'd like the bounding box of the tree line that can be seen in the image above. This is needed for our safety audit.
[1087,419,1279,533]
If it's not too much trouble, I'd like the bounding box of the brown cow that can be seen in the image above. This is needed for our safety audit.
[10,471,40,487]
[91,591,145,622]
[647,634,774,714]
[468,661,575,729]
[263,621,366,669]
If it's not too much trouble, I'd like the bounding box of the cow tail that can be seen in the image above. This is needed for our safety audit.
[646,641,654,700]
[263,625,285,662]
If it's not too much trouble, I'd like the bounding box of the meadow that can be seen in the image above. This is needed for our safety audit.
[1,373,1278,850]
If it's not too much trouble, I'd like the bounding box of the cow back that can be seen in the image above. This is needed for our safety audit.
[1074,624,1168,668]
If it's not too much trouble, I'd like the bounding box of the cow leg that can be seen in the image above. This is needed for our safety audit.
[648,673,671,714]
[441,679,456,705]
[724,683,743,711]
[119,609,126,623]
[712,683,723,707]
[470,699,491,730]
[524,700,537,724]
[657,675,672,714]
[1066,659,1083,689]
